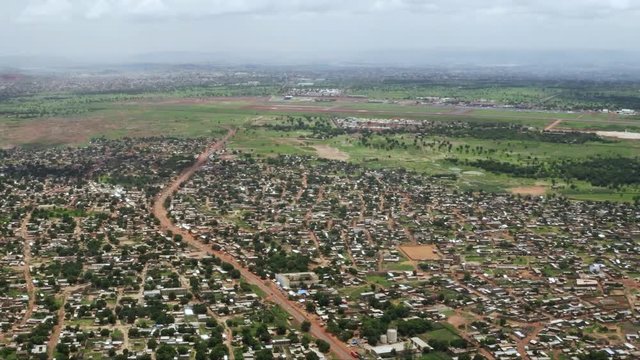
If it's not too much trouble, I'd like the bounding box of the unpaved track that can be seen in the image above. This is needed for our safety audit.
[151,129,353,360]
[0,210,36,341]
[47,285,88,358]
[18,210,35,327]
[516,322,546,360]
[544,119,562,131]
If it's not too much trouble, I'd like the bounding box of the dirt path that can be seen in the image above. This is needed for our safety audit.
[295,173,308,203]
[1,210,36,341]
[17,210,35,328]
[446,308,496,359]
[451,323,495,360]
[312,144,349,161]
[224,325,235,360]
[151,129,353,360]
[515,322,546,360]
[544,119,562,131]
[342,230,357,269]
[177,272,235,360]
[509,186,547,196]
[137,264,148,305]
[47,285,88,358]
[308,230,330,268]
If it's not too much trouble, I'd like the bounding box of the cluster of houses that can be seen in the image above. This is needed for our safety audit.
[284,88,343,98]
[0,138,332,359]
[168,153,639,359]
[0,131,639,359]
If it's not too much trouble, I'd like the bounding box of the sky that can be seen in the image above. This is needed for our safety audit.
[1,0,640,64]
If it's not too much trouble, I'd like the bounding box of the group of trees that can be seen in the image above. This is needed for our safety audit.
[266,116,346,139]
[250,251,310,276]
[350,304,414,345]
[115,297,175,325]
[422,122,607,144]
[463,156,640,188]
[45,260,84,284]
[349,79,640,111]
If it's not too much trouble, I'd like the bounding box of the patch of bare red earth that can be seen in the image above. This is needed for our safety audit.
[151,129,353,360]
[544,119,563,131]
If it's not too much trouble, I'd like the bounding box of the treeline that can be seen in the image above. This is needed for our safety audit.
[349,79,640,111]
[457,156,640,188]
[1,163,92,180]
[266,116,608,145]
[425,123,608,144]
[250,252,310,277]
[0,93,141,119]
[265,115,347,138]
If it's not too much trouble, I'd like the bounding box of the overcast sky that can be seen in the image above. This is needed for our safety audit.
[2,0,640,63]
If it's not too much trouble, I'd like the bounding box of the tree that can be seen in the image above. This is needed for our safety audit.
[156,344,177,360]
[450,338,468,348]
[305,351,320,360]
[147,337,158,350]
[301,320,311,332]
[315,339,330,353]
[255,349,274,360]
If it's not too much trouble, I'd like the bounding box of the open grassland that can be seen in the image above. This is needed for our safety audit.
[1,94,639,202]
[2,94,639,146]
[0,102,253,147]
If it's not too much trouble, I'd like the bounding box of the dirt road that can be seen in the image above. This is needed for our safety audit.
[544,119,562,131]
[151,129,354,360]
[515,322,546,360]
[18,210,35,328]
[0,210,36,342]
[47,285,88,358]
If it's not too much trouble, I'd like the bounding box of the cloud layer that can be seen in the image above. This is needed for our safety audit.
[15,0,640,22]
[4,0,640,62]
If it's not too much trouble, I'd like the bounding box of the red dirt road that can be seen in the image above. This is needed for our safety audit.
[47,285,88,358]
[151,129,353,360]
[516,322,546,360]
[544,119,562,131]
[20,211,35,328]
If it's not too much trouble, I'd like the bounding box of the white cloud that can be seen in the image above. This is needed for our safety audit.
[127,0,168,16]
[85,0,167,19]
[85,0,112,19]
[17,0,73,23]
[15,0,640,23]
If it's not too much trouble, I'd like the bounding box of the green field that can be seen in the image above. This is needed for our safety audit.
[1,87,639,202]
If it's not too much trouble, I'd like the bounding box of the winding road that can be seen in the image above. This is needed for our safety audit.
[151,129,354,360]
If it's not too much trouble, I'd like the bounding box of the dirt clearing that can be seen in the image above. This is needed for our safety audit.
[399,244,442,261]
[544,119,562,131]
[447,314,467,328]
[509,186,547,196]
[0,116,123,147]
[596,131,640,140]
[312,144,349,161]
